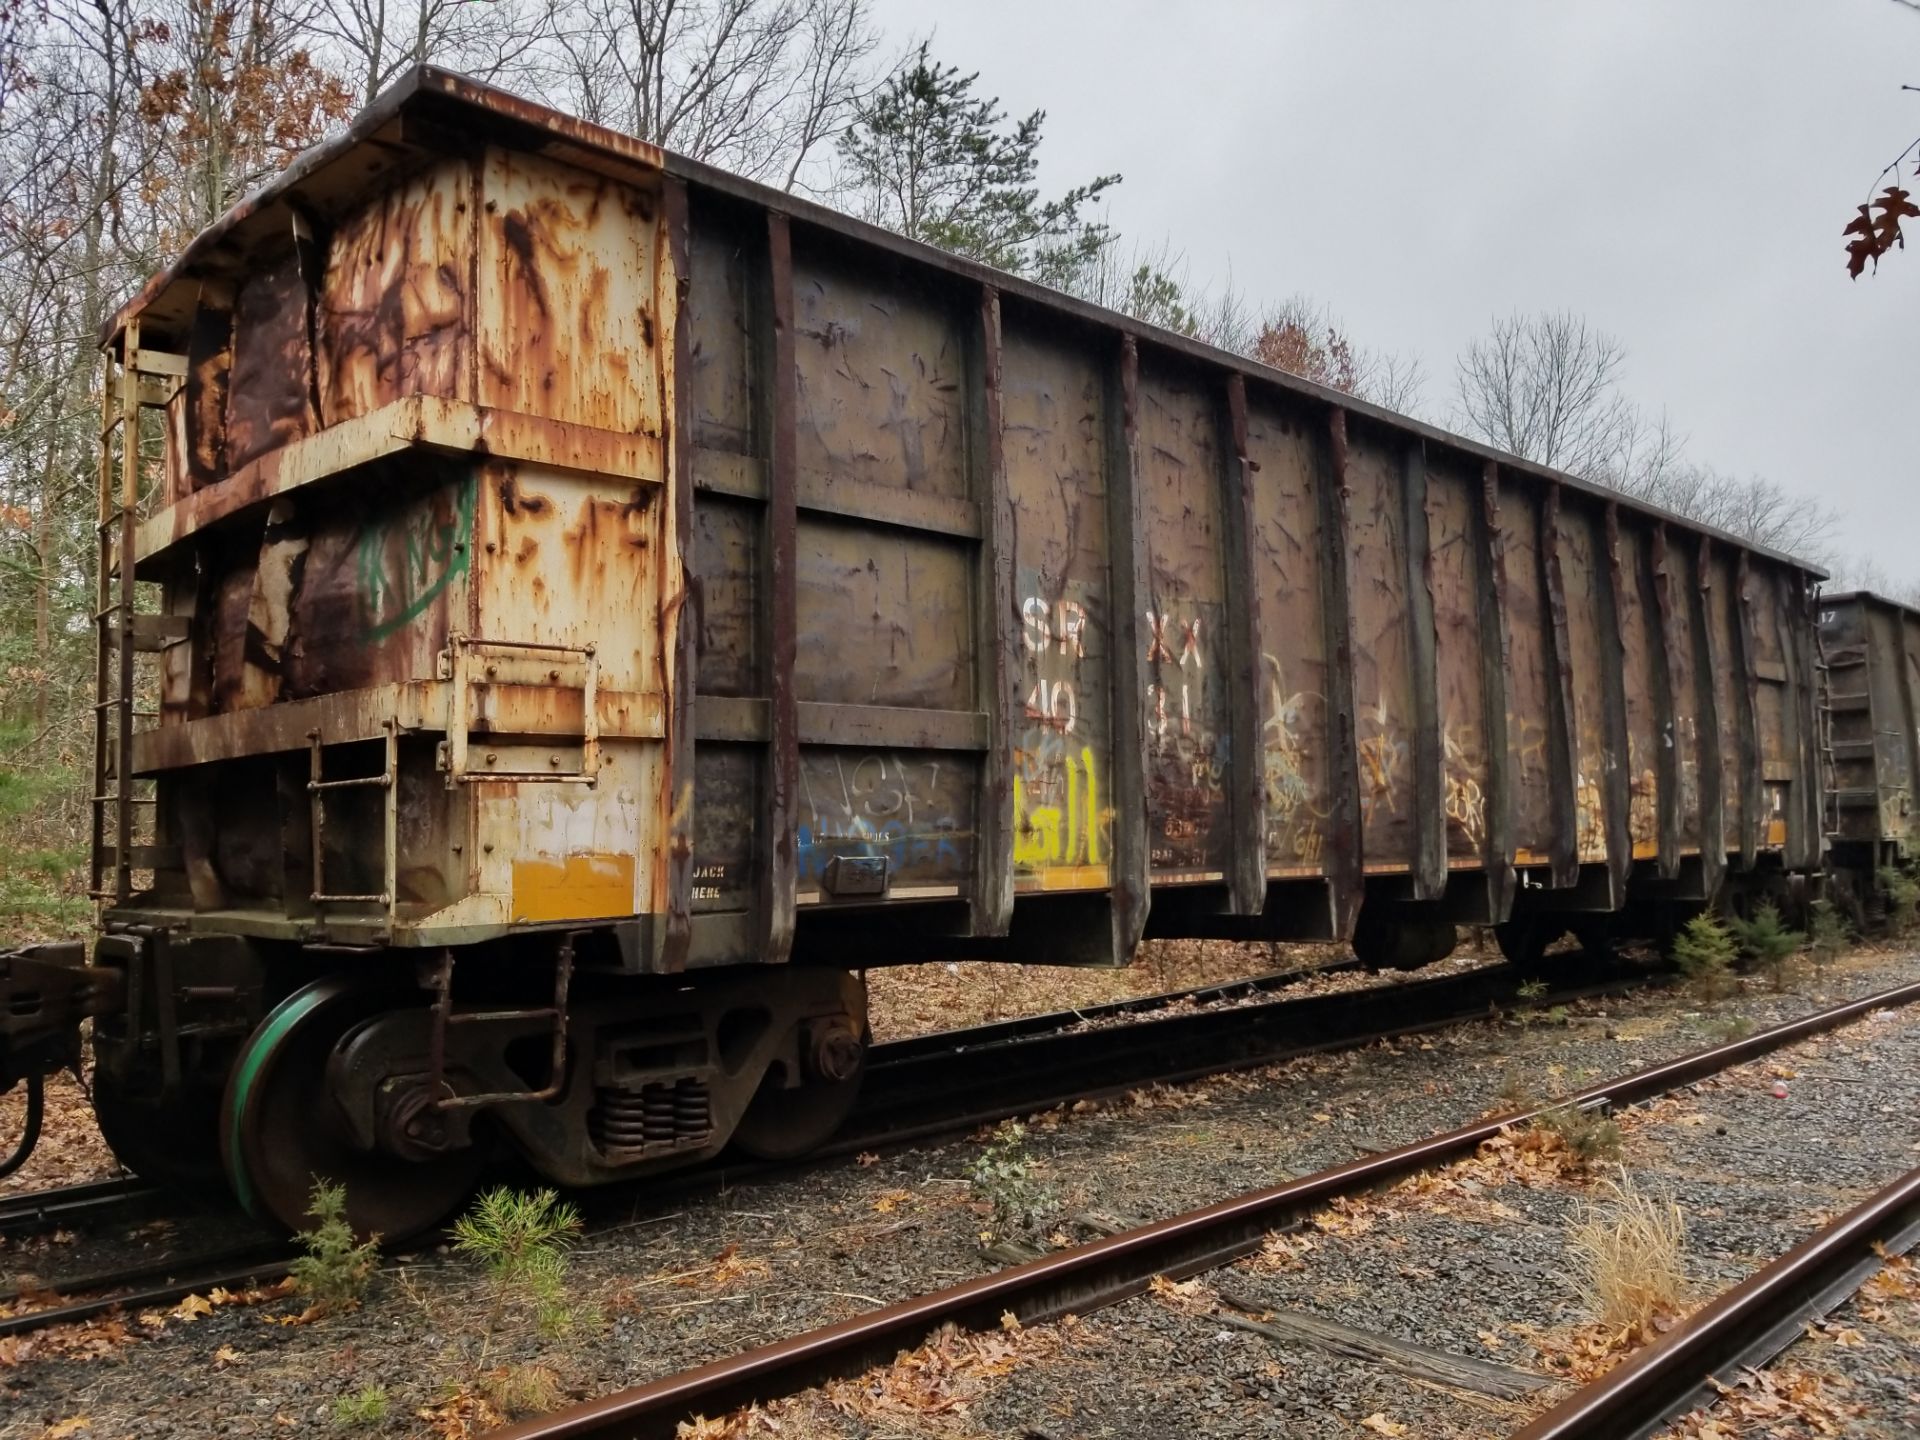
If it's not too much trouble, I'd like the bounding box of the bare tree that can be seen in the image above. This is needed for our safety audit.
[0,0,160,779]
[1454,311,1638,478]
[1061,235,1195,331]
[1645,466,1838,561]
[1826,553,1920,606]
[1451,312,1839,563]
[541,0,883,189]
[313,0,550,104]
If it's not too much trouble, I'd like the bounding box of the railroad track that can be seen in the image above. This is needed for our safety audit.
[0,954,1613,1343]
[0,1175,162,1241]
[481,977,1920,1440]
[831,949,1650,1156]
[1513,1161,1920,1439]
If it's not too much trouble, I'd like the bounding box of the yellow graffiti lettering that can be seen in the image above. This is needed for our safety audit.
[1013,746,1106,869]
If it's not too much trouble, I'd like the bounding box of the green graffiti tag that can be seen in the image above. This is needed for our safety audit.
[356,477,477,641]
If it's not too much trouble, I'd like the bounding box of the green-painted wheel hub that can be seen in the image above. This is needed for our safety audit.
[220,977,482,1240]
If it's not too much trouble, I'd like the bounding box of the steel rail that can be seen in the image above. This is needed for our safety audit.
[0,1243,298,1340]
[839,954,1651,1155]
[1510,1162,1920,1440]
[488,978,1920,1440]
[870,957,1365,1062]
[0,1175,159,1240]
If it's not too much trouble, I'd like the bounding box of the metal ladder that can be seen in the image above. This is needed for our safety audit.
[308,722,401,930]
[90,320,186,905]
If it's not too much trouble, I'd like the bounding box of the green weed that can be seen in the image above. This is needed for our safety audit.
[1535,1103,1623,1165]
[969,1120,1056,1241]
[1708,1014,1755,1044]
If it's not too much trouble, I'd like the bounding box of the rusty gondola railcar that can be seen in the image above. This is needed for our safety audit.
[1819,591,1920,920]
[0,68,1827,1232]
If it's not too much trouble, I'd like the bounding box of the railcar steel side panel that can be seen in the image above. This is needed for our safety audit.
[97,67,1826,968]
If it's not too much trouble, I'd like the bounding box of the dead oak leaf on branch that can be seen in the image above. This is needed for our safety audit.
[1845,185,1920,277]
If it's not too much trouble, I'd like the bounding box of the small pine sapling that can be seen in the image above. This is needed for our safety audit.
[1708,1014,1755,1044]
[331,1384,390,1428]
[451,1186,584,1357]
[290,1180,380,1312]
[483,1363,562,1418]
[1806,898,1849,967]
[1729,901,1804,992]
[1878,865,1920,937]
[1671,913,1738,1000]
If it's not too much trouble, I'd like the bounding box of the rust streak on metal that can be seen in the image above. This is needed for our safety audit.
[1732,549,1763,870]
[1598,503,1633,902]
[1791,573,1824,865]
[970,284,1015,937]
[1692,535,1729,900]
[1221,373,1268,916]
[1320,407,1362,937]
[1476,462,1516,919]
[1104,336,1151,956]
[1648,524,1686,881]
[1539,484,1581,891]
[760,212,799,963]
[1402,439,1446,901]
[658,176,696,970]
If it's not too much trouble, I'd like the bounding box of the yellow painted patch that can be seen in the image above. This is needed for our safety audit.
[1632,840,1659,860]
[1036,863,1110,891]
[511,852,636,923]
[1766,818,1787,846]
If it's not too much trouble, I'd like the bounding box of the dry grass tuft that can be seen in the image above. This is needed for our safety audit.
[482,1362,564,1417]
[1569,1172,1689,1333]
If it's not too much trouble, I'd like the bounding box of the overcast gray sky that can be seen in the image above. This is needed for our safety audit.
[872,0,1918,582]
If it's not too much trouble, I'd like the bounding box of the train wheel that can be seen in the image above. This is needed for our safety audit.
[730,1020,868,1161]
[1494,917,1566,970]
[221,977,482,1240]
[1352,908,1458,971]
[91,1063,227,1194]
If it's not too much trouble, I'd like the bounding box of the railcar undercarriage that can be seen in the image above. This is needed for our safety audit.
[1,931,867,1236]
